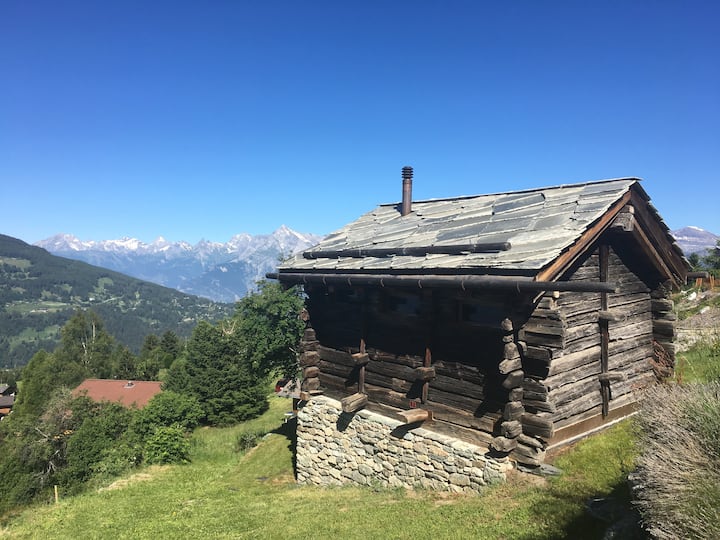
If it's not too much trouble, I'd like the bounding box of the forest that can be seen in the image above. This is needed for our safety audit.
[0,234,234,368]
[0,281,304,516]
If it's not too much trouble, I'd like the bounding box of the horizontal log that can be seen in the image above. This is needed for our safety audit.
[598,372,626,383]
[522,398,557,414]
[302,377,321,392]
[318,346,355,367]
[303,242,512,258]
[521,413,554,439]
[498,356,522,375]
[547,345,601,378]
[425,399,502,433]
[271,272,618,293]
[503,342,521,359]
[298,340,319,352]
[651,298,674,313]
[598,310,627,323]
[517,433,547,449]
[303,328,316,341]
[509,387,524,402]
[525,346,553,363]
[431,374,485,400]
[503,401,525,421]
[352,352,370,366]
[500,420,522,438]
[502,370,525,389]
[395,408,432,424]
[491,436,518,453]
[299,351,320,367]
[303,366,320,379]
[341,392,368,413]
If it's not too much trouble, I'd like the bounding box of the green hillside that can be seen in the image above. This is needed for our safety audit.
[0,397,636,539]
[0,234,234,368]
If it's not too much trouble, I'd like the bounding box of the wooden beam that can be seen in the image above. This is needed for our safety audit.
[597,310,627,323]
[415,366,436,381]
[629,190,688,283]
[270,272,617,293]
[537,190,633,282]
[395,408,432,424]
[600,244,610,418]
[352,352,370,366]
[598,372,626,383]
[341,393,368,413]
[303,242,512,259]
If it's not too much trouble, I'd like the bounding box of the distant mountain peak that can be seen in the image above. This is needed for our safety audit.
[36,226,322,303]
[671,226,719,256]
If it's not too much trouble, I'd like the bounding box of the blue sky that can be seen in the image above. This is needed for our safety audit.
[1,1,718,244]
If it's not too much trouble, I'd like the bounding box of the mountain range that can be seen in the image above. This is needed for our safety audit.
[670,226,719,257]
[36,226,322,303]
[34,226,719,303]
[0,234,234,368]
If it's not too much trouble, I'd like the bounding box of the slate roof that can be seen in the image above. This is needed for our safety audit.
[72,379,162,409]
[280,178,648,276]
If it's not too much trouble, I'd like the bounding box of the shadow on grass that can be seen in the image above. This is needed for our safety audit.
[518,475,644,540]
[271,416,297,478]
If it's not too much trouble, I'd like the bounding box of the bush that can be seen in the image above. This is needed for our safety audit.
[130,391,202,440]
[143,425,190,464]
[59,402,133,492]
[235,430,266,452]
[633,382,720,539]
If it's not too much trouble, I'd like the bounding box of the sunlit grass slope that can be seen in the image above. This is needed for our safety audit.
[2,397,636,540]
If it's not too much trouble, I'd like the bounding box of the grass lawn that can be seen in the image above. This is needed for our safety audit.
[1,397,637,540]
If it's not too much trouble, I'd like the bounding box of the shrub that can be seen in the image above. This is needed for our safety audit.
[143,425,190,464]
[633,382,720,539]
[130,391,202,440]
[59,402,133,492]
[235,430,266,452]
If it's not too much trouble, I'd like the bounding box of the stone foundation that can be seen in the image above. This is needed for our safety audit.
[296,396,512,492]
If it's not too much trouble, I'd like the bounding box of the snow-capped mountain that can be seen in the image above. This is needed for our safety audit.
[36,226,322,303]
[671,226,719,257]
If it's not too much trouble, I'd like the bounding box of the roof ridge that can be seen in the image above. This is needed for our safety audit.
[378,177,641,207]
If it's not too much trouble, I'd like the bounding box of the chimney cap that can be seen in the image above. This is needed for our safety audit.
[402,166,413,180]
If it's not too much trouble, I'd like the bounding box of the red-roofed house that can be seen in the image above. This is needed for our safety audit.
[72,379,162,409]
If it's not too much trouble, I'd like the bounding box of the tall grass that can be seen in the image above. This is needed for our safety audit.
[633,381,720,539]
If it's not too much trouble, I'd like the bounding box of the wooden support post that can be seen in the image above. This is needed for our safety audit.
[599,244,611,417]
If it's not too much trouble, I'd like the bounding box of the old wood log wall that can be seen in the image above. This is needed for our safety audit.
[300,237,675,465]
[520,243,673,446]
[305,285,517,448]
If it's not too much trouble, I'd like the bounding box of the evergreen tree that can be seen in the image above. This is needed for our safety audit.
[234,281,305,378]
[174,321,268,425]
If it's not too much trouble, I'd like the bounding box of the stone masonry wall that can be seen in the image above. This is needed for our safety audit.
[296,396,512,492]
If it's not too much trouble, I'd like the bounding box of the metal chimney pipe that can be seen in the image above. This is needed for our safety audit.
[401,166,413,216]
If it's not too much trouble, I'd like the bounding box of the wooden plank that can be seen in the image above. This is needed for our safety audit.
[536,190,632,282]
[395,409,432,424]
[341,392,368,413]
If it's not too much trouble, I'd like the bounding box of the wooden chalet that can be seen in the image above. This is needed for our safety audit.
[270,171,689,466]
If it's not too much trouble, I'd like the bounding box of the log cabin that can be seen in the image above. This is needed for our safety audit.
[269,170,689,470]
